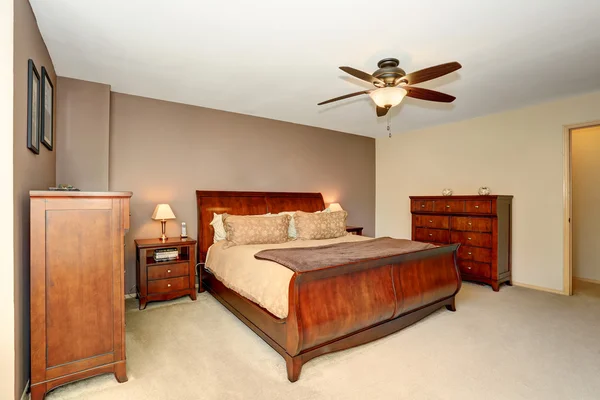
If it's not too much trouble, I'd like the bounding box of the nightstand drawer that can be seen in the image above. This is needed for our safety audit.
[148,263,189,280]
[148,276,189,294]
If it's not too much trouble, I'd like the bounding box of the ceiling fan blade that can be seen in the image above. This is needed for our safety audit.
[397,62,462,85]
[340,66,385,87]
[376,106,389,117]
[404,86,456,103]
[317,90,372,106]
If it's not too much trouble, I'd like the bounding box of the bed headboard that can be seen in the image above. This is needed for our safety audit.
[195,190,325,262]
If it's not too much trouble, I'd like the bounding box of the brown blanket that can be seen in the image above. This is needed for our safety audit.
[254,237,437,273]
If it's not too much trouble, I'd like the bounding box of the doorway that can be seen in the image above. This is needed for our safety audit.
[564,122,600,295]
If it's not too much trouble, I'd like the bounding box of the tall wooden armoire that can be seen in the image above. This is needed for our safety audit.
[30,191,132,400]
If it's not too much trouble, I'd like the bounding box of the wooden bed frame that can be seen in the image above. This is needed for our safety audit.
[196,190,461,382]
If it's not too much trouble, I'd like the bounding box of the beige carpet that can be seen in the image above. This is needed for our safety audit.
[44,282,600,400]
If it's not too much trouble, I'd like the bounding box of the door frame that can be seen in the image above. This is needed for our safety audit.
[563,120,600,295]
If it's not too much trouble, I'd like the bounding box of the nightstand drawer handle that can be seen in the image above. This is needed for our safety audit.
[468,222,472,226]
[429,233,433,237]
[421,204,425,208]
[446,205,450,208]
[468,237,472,240]
[468,252,472,255]
[167,269,171,273]
[467,266,472,270]
[429,220,433,223]
[167,283,171,287]
[475,205,479,209]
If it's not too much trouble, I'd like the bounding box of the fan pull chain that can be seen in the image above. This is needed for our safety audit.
[387,113,392,138]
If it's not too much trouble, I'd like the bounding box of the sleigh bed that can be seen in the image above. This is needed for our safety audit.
[196,190,461,382]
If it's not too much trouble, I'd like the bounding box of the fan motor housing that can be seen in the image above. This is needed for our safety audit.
[373,58,406,85]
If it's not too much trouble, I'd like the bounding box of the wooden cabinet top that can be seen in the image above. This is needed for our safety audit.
[135,237,197,249]
[30,190,133,198]
[409,195,513,200]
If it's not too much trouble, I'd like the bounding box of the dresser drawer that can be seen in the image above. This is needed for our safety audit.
[451,216,492,232]
[465,200,492,214]
[457,246,492,263]
[415,228,450,244]
[433,200,465,213]
[413,215,450,229]
[148,276,189,294]
[458,260,491,278]
[450,231,492,248]
[411,200,434,212]
[148,263,189,281]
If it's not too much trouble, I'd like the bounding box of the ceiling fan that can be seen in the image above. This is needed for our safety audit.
[318,58,461,117]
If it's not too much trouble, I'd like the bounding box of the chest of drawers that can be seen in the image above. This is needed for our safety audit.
[410,195,513,291]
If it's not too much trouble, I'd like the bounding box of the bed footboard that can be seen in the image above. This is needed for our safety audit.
[284,244,460,381]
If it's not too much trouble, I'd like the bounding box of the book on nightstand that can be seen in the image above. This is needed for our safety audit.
[153,248,178,261]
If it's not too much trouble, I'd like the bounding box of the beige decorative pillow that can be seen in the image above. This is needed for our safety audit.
[222,214,291,248]
[294,210,348,240]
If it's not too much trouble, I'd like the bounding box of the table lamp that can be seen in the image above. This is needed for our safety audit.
[328,202,343,212]
[152,204,176,241]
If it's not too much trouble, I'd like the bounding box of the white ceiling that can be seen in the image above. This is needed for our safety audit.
[30,0,600,138]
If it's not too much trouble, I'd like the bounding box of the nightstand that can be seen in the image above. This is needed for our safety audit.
[135,237,197,310]
[346,226,363,235]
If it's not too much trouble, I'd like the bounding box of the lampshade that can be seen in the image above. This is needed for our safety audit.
[152,204,176,220]
[328,203,343,212]
[369,87,407,108]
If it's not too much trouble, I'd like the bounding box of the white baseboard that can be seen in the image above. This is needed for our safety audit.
[20,380,29,400]
[124,293,136,299]
[574,277,600,285]
[512,281,567,295]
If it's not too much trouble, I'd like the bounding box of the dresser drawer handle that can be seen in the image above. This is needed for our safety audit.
[446,205,450,208]
[475,205,479,209]
[467,266,472,270]
[468,252,472,255]
[167,269,171,273]
[167,283,171,287]
[429,233,433,237]
[429,220,433,223]
[468,237,472,240]
[421,204,425,208]
[468,222,472,226]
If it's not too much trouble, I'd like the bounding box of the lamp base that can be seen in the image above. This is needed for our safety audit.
[160,220,168,242]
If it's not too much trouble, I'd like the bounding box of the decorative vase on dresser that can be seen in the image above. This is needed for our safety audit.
[30,191,132,400]
[410,195,513,291]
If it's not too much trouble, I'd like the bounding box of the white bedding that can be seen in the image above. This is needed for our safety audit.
[205,234,372,319]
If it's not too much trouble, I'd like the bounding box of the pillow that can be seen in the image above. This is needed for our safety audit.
[209,213,228,243]
[222,214,291,248]
[294,210,348,240]
[278,209,331,239]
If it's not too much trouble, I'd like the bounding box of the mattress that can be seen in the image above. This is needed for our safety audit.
[205,234,372,319]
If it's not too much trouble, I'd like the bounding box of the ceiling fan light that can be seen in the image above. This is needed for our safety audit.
[369,87,407,108]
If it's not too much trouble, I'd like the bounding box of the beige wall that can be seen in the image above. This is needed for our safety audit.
[13,0,57,397]
[56,77,110,190]
[377,90,600,293]
[108,92,375,293]
[1,0,15,397]
[572,125,600,282]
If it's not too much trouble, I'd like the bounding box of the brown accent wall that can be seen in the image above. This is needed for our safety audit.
[109,92,376,293]
[13,0,56,397]
[56,77,110,190]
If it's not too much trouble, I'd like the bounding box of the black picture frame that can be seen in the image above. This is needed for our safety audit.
[40,66,54,151]
[27,59,41,154]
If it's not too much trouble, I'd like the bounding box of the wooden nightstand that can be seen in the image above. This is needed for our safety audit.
[135,237,197,310]
[346,226,363,235]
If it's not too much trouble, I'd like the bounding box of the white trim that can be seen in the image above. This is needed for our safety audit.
[512,282,566,295]
[574,277,600,285]
[20,380,29,400]
[564,120,600,296]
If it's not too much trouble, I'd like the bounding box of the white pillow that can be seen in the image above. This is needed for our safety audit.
[210,213,227,243]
